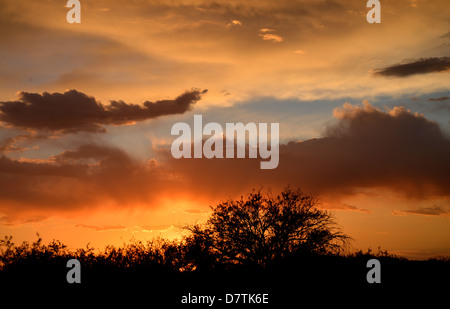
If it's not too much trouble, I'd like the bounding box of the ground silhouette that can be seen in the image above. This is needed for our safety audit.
[0,188,448,306]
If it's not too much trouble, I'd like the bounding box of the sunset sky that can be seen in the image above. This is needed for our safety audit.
[1,0,449,260]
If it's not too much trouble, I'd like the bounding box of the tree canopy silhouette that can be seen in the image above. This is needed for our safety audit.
[185,187,349,268]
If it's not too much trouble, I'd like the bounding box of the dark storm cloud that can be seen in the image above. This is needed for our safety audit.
[167,101,450,201]
[0,89,207,133]
[373,57,450,77]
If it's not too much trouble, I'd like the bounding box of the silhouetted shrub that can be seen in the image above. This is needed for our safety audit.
[184,187,350,268]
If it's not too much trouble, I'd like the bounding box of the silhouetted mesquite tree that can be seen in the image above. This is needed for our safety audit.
[186,188,349,267]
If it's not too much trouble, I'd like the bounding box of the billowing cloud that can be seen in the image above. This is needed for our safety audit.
[373,57,450,77]
[0,143,176,220]
[0,89,206,133]
[166,101,450,202]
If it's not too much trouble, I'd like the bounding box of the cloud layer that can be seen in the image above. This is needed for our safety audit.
[1,98,450,222]
[2,0,449,104]
[374,57,450,77]
[0,89,206,133]
[393,205,449,216]
[167,101,450,200]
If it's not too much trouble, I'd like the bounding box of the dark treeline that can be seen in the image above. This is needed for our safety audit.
[1,188,448,306]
